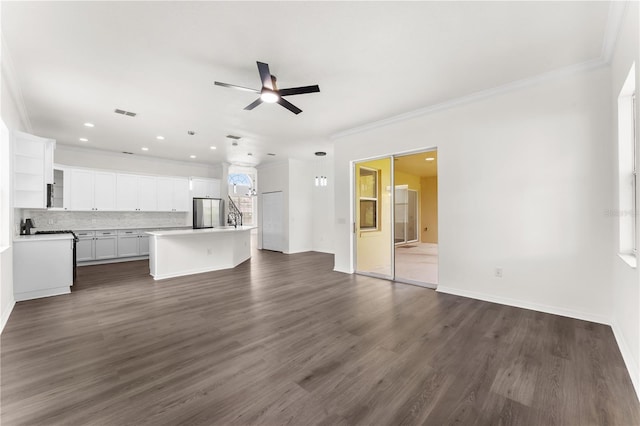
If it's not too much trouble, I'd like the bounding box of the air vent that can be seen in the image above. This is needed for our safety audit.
[121,151,134,155]
[267,153,276,156]
[114,109,137,117]
[226,135,241,140]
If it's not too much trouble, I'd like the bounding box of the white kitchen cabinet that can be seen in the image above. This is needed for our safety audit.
[49,166,71,210]
[116,174,157,211]
[76,231,95,262]
[157,177,190,211]
[69,169,116,211]
[13,131,55,208]
[95,230,117,259]
[191,178,220,199]
[138,234,150,255]
[13,234,73,301]
[117,230,139,257]
[93,172,117,210]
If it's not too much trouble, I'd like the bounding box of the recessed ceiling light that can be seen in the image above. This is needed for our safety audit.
[84,122,94,128]
[156,136,165,140]
[210,146,217,150]
[79,138,88,142]
[141,147,149,151]
[190,155,196,159]
[425,157,435,161]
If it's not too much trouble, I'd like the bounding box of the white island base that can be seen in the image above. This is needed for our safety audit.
[147,226,254,280]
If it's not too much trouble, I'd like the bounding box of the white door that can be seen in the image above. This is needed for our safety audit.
[116,174,138,210]
[69,169,94,211]
[262,191,283,252]
[93,171,116,211]
[156,177,173,211]
[137,176,157,211]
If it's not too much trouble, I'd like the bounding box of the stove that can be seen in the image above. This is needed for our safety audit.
[35,230,78,283]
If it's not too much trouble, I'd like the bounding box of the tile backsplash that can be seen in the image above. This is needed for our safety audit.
[23,210,191,231]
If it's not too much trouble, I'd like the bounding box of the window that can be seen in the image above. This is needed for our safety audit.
[359,167,379,230]
[618,63,637,265]
[228,172,256,226]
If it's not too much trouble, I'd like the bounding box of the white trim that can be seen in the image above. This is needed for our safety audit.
[601,1,628,64]
[436,285,610,325]
[151,261,248,280]
[0,300,15,334]
[14,287,70,302]
[0,37,33,132]
[331,58,606,140]
[332,2,629,142]
[77,255,149,266]
[611,318,640,402]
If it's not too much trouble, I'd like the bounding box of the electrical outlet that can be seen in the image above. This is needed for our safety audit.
[207,248,212,255]
[92,219,96,224]
[48,219,54,225]
[495,267,503,278]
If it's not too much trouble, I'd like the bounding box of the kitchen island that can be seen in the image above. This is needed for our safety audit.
[146,226,254,280]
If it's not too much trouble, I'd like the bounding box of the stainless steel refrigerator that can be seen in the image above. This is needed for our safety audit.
[193,198,224,229]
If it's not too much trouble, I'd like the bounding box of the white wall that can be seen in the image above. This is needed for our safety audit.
[257,158,334,254]
[312,156,335,253]
[55,145,222,178]
[288,159,313,253]
[334,66,613,324]
[610,1,640,399]
[1,37,30,333]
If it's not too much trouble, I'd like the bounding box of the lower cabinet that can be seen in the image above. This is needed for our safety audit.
[77,229,150,263]
[95,231,117,259]
[76,231,95,261]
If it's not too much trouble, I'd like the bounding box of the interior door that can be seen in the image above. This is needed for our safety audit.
[262,191,284,252]
[355,158,393,279]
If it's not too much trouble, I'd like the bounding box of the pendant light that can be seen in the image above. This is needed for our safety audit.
[315,151,327,187]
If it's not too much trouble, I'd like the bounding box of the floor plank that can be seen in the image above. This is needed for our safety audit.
[1,250,638,425]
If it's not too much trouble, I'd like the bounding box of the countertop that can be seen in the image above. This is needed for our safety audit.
[146,226,256,237]
[72,226,192,232]
[14,234,74,242]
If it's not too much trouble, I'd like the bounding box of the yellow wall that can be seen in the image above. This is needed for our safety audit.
[394,170,421,191]
[420,176,438,243]
[356,158,391,274]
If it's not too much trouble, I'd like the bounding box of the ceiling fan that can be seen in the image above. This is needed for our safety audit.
[214,61,320,115]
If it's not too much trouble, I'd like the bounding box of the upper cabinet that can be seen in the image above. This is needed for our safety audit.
[69,169,116,211]
[191,178,221,199]
[157,177,190,212]
[50,165,192,213]
[13,131,55,208]
[116,174,157,211]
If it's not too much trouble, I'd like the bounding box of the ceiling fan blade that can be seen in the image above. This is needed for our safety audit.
[257,62,273,90]
[214,81,259,94]
[278,85,320,97]
[277,98,302,115]
[244,98,263,111]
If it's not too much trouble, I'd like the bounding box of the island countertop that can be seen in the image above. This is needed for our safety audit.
[146,226,255,237]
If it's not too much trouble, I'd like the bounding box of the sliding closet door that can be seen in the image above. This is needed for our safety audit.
[355,158,393,279]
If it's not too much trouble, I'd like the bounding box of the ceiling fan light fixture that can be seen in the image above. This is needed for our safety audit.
[260,90,279,104]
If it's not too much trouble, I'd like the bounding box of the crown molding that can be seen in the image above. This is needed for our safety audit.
[332,2,627,140]
[601,1,628,64]
[1,35,33,132]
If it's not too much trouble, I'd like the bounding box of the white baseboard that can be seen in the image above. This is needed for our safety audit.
[0,299,15,334]
[611,319,640,402]
[14,287,71,302]
[78,255,149,266]
[436,285,610,325]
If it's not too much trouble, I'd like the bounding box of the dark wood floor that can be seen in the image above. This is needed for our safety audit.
[2,250,639,425]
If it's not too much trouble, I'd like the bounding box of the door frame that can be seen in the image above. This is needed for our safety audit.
[351,147,438,287]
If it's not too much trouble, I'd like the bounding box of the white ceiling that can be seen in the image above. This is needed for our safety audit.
[2,1,611,167]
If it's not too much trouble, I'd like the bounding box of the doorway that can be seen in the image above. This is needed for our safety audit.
[354,150,438,287]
